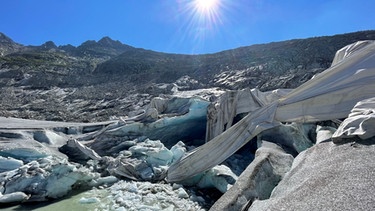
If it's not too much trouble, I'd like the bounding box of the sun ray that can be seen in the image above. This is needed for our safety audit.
[194,0,219,13]
[173,0,232,53]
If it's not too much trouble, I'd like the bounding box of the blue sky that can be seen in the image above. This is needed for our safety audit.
[1,0,375,54]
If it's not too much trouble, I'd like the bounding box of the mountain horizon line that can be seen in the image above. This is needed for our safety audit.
[2,30,375,55]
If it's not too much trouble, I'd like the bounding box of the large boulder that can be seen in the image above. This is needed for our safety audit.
[210,141,293,210]
[249,138,375,211]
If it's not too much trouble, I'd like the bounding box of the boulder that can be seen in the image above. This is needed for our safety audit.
[210,141,293,210]
[249,138,375,211]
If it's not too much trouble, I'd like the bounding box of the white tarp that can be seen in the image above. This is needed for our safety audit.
[332,97,375,141]
[206,88,292,141]
[167,40,375,182]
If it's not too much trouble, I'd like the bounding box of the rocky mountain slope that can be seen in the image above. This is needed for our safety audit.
[1,30,375,122]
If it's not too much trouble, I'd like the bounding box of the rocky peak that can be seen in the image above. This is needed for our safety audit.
[40,41,57,49]
[58,44,76,53]
[99,36,134,52]
[79,40,97,47]
[76,36,134,58]
[98,36,120,46]
[0,32,23,56]
[0,32,15,44]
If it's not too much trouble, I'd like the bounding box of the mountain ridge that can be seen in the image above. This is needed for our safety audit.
[2,30,375,56]
[1,30,375,121]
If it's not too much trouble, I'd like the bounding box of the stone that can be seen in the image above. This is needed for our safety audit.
[210,141,293,211]
[249,139,375,211]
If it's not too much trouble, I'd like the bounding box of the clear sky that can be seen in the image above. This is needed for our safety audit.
[1,0,375,54]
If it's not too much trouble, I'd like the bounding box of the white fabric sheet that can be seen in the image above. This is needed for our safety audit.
[167,40,375,182]
[332,97,375,141]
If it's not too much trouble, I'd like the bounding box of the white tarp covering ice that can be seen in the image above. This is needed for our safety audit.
[332,97,375,142]
[167,40,375,182]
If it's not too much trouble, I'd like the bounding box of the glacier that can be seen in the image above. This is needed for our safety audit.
[0,41,375,210]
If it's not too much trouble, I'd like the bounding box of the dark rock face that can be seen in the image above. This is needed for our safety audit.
[73,37,134,58]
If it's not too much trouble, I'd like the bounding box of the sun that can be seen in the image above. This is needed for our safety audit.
[194,0,219,12]
[191,0,222,24]
[174,0,228,53]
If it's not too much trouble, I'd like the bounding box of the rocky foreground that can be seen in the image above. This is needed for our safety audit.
[0,40,375,210]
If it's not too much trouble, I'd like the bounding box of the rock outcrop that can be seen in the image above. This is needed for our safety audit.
[0,32,23,56]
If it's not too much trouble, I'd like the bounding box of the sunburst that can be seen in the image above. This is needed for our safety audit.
[192,0,222,26]
[173,0,229,53]
[194,0,219,13]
